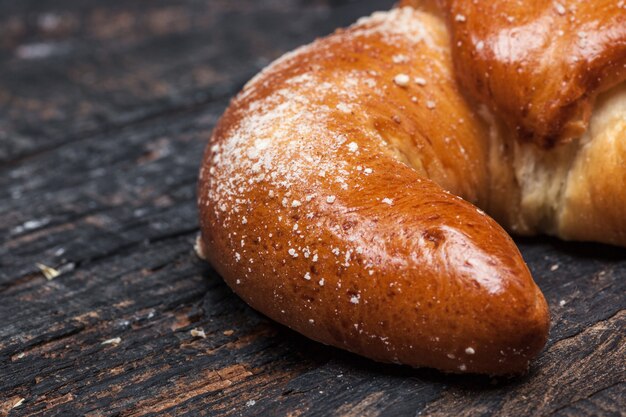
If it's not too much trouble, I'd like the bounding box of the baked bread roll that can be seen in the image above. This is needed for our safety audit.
[197,3,625,374]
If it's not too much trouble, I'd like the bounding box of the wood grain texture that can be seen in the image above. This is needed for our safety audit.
[0,1,624,416]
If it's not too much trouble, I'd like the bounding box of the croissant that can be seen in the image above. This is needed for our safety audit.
[197,2,626,375]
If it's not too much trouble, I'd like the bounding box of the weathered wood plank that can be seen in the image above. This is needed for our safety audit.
[1,1,624,416]
[0,0,395,163]
[1,104,623,416]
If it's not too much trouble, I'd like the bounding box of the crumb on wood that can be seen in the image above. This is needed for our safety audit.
[36,263,60,280]
[13,398,25,409]
[194,235,207,260]
[223,330,234,336]
[101,337,122,346]
[190,328,207,338]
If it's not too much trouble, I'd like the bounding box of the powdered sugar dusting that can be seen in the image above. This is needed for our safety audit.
[202,13,412,281]
[197,8,500,358]
[353,7,442,50]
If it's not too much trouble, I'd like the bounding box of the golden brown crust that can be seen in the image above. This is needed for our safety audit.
[401,0,626,147]
[198,8,549,375]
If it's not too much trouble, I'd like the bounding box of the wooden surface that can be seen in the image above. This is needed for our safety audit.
[0,1,624,416]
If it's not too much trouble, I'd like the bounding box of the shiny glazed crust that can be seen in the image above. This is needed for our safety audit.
[400,0,626,147]
[198,8,551,375]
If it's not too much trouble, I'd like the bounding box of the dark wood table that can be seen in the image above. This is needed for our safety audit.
[1,1,624,415]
